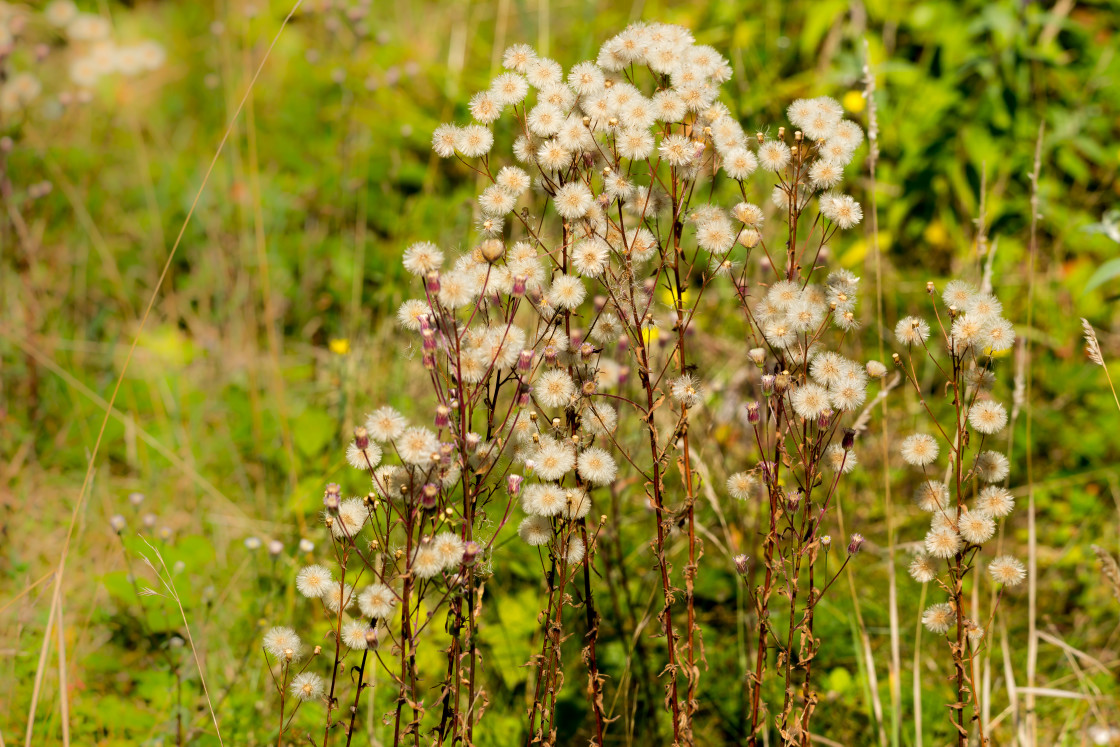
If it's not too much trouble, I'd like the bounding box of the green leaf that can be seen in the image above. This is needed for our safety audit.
[1083,257,1120,295]
[291,408,338,458]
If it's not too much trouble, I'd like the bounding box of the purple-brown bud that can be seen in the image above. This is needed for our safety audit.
[462,540,481,565]
[847,533,865,555]
[421,483,439,509]
[842,429,856,450]
[435,405,450,429]
[517,349,534,373]
[354,426,369,449]
[746,401,760,424]
[734,554,750,576]
[507,474,523,495]
[324,483,342,510]
[512,274,527,297]
[426,271,440,294]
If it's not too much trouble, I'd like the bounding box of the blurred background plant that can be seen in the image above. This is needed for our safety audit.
[1,0,1118,745]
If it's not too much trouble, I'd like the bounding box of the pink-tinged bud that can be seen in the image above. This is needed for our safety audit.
[507,474,523,495]
[462,541,481,565]
[786,488,802,512]
[734,554,750,576]
[746,401,760,424]
[818,409,833,429]
[761,374,775,394]
[354,426,369,449]
[422,328,437,351]
[593,295,607,312]
[324,483,341,510]
[543,345,558,366]
[616,335,629,354]
[423,352,436,370]
[580,342,594,362]
[440,443,455,466]
[465,433,481,452]
[847,533,865,555]
[426,271,441,294]
[512,274,527,297]
[421,483,439,509]
[842,429,856,450]
[760,461,776,482]
[517,349,534,373]
[268,539,284,557]
[435,405,450,429]
[518,385,531,408]
[570,330,584,348]
[618,366,630,385]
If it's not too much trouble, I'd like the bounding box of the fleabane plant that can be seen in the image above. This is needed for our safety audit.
[265,22,892,747]
[895,280,1021,746]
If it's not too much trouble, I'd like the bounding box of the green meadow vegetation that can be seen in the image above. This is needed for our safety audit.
[2,1,1119,745]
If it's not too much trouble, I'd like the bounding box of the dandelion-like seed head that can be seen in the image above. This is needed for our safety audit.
[671,373,702,408]
[921,602,955,634]
[924,526,962,559]
[975,485,1015,519]
[296,565,334,599]
[900,433,939,467]
[968,400,1008,435]
[908,554,937,583]
[518,515,552,546]
[988,555,1026,586]
[577,447,618,486]
[290,672,325,701]
[263,626,303,660]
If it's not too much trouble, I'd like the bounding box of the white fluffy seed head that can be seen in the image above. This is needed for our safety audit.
[901,434,939,467]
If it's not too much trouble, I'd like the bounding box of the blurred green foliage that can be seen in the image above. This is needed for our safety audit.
[2,0,1119,745]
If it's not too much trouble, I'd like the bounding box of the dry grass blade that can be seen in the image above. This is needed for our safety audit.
[138,538,224,746]
[1082,318,1105,367]
[22,2,305,739]
[1090,545,1120,603]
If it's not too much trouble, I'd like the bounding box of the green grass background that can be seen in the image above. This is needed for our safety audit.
[2,0,1119,744]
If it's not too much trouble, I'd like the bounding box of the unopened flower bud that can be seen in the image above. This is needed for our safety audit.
[746,401,760,424]
[462,540,480,565]
[426,271,440,294]
[354,426,369,449]
[543,345,558,366]
[479,239,505,263]
[748,348,766,366]
[734,554,750,576]
[364,627,379,649]
[109,515,126,533]
[580,342,594,362]
[821,535,832,548]
[761,374,775,394]
[435,405,450,429]
[517,349,534,373]
[847,533,865,555]
[842,429,856,450]
[512,274,527,297]
[268,539,284,557]
[465,432,480,452]
[128,492,145,508]
[324,483,342,510]
[421,483,439,509]
[423,352,436,370]
[774,371,791,394]
[422,328,437,351]
[786,488,802,512]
